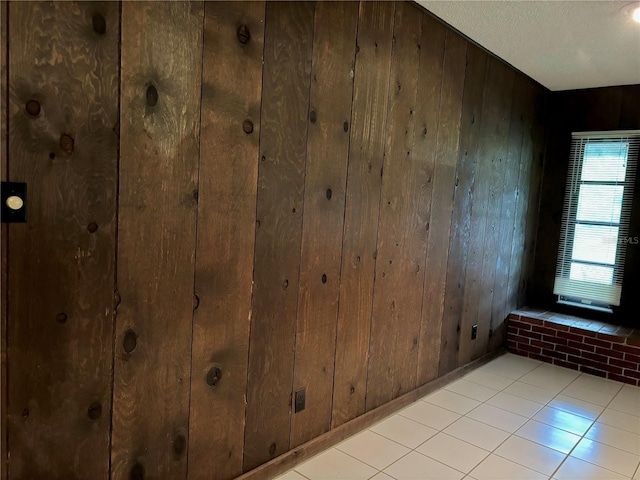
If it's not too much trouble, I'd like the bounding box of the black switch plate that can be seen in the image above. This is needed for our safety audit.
[1,182,27,223]
[471,324,478,340]
[294,388,305,413]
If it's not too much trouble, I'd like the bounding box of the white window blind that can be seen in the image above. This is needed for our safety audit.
[554,130,639,309]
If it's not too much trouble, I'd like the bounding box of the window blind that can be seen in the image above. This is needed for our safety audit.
[554,130,639,308]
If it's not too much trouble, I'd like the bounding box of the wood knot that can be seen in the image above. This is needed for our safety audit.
[93,13,106,34]
[207,366,222,387]
[269,442,277,456]
[350,386,355,395]
[87,401,102,420]
[173,434,187,456]
[243,119,254,134]
[282,279,289,290]
[59,134,74,154]
[25,99,41,117]
[237,24,251,44]
[309,110,317,124]
[56,312,67,324]
[146,85,158,107]
[326,188,332,200]
[130,462,145,480]
[322,274,327,284]
[343,121,349,132]
[87,222,98,233]
[193,293,200,311]
[123,330,137,354]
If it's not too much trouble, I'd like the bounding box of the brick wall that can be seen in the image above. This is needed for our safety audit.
[507,309,640,386]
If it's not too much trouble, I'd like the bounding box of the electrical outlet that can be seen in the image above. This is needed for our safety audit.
[471,324,478,340]
[294,388,305,413]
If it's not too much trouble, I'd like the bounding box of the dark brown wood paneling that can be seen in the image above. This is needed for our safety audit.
[489,74,529,347]
[243,2,315,471]
[111,2,203,479]
[6,2,119,478]
[417,27,466,385]
[458,56,509,366]
[473,60,514,358]
[439,45,488,375]
[1,3,8,477]
[331,0,394,428]
[188,3,264,479]
[290,1,358,448]
[367,1,422,410]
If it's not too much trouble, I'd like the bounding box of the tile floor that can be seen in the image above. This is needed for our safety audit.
[275,353,640,480]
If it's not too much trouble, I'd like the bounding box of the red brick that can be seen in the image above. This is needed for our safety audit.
[558,331,584,342]
[544,321,570,331]
[556,345,582,357]
[532,325,558,336]
[568,355,596,368]
[596,332,625,343]
[507,325,519,336]
[542,334,568,346]
[508,313,521,321]
[509,320,531,331]
[594,347,624,359]
[532,340,555,349]
[624,369,640,380]
[542,349,567,360]
[519,344,542,355]
[520,330,543,341]
[609,358,638,370]
[600,363,623,375]
[521,315,544,325]
[529,353,548,362]
[626,336,640,347]
[620,344,640,355]
[553,359,580,370]
[568,340,595,352]
[625,353,640,364]
[608,373,637,386]
[584,337,613,349]
[577,328,599,338]
[580,365,607,378]
[582,351,609,364]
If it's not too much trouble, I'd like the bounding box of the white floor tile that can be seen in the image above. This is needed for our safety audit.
[370,473,395,480]
[371,413,438,449]
[477,353,541,380]
[515,419,582,454]
[295,448,378,480]
[561,383,618,407]
[609,387,640,417]
[519,363,580,392]
[469,454,547,480]
[571,437,640,477]
[383,451,464,480]
[466,403,528,433]
[444,379,499,402]
[548,394,604,420]
[443,417,510,451]
[585,422,640,454]
[486,391,544,418]
[336,430,410,471]
[569,373,623,395]
[554,456,628,480]
[422,389,481,415]
[598,408,640,435]
[399,401,461,431]
[416,432,489,474]
[502,381,557,404]
[273,471,309,480]
[532,406,594,436]
[493,435,566,476]
[462,369,515,391]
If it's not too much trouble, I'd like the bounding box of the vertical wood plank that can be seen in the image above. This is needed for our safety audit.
[290,1,358,449]
[439,45,488,375]
[473,60,514,358]
[489,74,528,340]
[507,79,538,314]
[416,27,466,385]
[6,2,119,477]
[188,3,264,479]
[243,2,314,471]
[331,0,395,428]
[1,3,8,477]
[366,2,422,410]
[457,56,507,366]
[112,3,203,479]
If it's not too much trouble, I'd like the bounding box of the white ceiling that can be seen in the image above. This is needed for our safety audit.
[417,1,640,91]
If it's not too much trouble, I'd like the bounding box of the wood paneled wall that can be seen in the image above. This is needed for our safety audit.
[531,85,640,327]
[1,2,547,478]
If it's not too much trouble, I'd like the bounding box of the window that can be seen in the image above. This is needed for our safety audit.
[554,131,639,312]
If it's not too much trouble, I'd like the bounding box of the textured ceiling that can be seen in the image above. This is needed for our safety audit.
[417,1,640,91]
